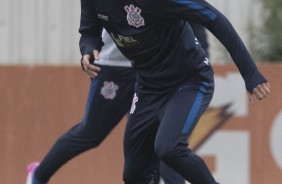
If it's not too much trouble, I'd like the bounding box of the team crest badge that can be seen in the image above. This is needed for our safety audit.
[124,4,145,28]
[100,81,119,100]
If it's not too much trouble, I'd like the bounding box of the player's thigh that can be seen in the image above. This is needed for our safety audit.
[123,93,170,179]
[156,82,214,149]
[124,92,169,161]
[83,78,135,136]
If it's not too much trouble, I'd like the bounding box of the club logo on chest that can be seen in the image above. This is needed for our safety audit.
[124,4,145,28]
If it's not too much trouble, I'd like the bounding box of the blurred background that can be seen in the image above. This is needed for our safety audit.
[0,0,281,183]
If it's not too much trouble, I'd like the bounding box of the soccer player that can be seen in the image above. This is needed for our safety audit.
[26,29,136,184]
[26,23,209,184]
[79,0,270,184]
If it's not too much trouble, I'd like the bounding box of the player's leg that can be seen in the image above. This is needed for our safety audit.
[32,66,135,183]
[160,162,185,184]
[156,23,209,184]
[123,92,172,184]
[155,78,218,184]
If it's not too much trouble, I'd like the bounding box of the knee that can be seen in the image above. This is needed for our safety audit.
[123,160,159,184]
[154,141,175,162]
[61,123,104,148]
[154,140,190,162]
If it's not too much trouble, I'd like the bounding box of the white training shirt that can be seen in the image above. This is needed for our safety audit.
[95,29,132,67]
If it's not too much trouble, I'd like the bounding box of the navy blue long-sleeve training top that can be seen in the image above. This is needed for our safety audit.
[79,0,267,93]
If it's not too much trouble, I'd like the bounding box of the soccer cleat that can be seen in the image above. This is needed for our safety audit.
[26,162,40,184]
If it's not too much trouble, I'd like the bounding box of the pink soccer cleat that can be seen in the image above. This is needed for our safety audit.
[26,162,40,184]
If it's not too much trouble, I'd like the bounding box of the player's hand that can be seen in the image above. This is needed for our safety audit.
[247,82,270,105]
[81,50,101,78]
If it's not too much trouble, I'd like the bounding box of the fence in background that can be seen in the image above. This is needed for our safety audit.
[0,0,262,64]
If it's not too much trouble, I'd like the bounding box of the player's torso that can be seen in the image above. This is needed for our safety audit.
[95,0,178,59]
[94,0,209,92]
